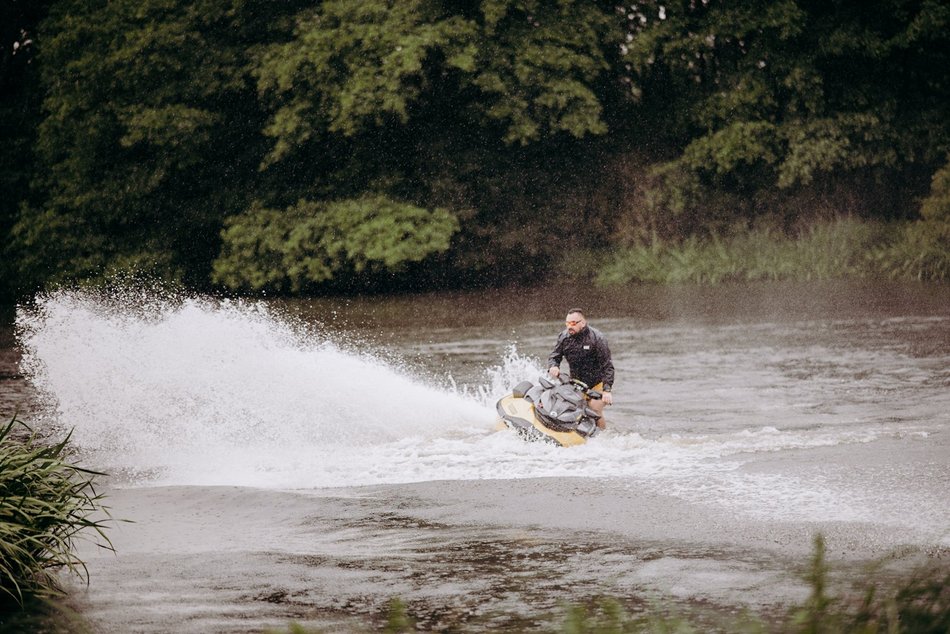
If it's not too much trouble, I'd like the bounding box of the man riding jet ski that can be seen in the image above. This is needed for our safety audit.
[495,374,603,446]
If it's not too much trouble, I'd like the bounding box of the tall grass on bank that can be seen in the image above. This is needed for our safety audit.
[595,218,950,285]
[871,219,950,282]
[0,415,113,608]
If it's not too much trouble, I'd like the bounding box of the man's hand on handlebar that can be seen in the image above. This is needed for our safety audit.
[548,366,560,378]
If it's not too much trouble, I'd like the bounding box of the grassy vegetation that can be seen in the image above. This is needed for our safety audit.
[785,536,948,634]
[0,415,113,610]
[0,596,96,634]
[591,218,950,286]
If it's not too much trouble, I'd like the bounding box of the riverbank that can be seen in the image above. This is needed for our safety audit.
[559,218,950,286]
[2,217,948,311]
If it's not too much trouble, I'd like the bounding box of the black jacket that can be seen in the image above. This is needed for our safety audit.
[547,325,615,391]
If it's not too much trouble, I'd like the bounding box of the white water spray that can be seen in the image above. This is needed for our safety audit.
[17,289,501,486]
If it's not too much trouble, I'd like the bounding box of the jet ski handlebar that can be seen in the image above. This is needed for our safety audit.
[536,373,603,400]
[566,377,603,400]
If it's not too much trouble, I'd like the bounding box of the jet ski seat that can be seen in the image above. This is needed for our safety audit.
[530,381,588,425]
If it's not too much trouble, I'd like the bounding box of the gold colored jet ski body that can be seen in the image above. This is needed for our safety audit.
[495,376,602,447]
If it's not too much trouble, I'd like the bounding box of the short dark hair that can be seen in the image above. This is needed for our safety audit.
[566,308,586,318]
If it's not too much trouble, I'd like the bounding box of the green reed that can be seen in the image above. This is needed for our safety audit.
[594,218,949,285]
[0,415,113,609]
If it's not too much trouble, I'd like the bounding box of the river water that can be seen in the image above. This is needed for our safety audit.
[3,281,948,632]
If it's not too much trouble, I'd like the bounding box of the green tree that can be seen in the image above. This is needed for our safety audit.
[0,0,51,302]
[254,0,617,160]
[10,0,291,291]
[618,0,950,234]
[248,0,623,285]
[14,1,626,293]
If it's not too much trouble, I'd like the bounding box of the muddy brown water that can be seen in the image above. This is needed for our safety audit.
[2,280,948,632]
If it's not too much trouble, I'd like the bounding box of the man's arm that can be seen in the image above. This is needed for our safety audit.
[547,333,565,375]
[597,335,615,393]
[600,346,615,405]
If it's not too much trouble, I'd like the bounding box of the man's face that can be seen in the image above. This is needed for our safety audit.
[565,312,586,335]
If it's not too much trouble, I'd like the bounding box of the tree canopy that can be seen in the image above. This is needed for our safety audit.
[2,0,947,297]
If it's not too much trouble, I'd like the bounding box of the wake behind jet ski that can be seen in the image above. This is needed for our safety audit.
[495,374,603,446]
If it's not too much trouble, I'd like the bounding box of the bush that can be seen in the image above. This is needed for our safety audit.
[871,159,950,281]
[0,415,113,608]
[212,196,459,293]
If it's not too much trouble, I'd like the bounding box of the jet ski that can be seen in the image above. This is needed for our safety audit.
[495,374,603,446]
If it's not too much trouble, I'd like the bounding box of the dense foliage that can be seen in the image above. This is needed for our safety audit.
[0,416,112,607]
[2,0,948,297]
[0,0,50,302]
[212,195,459,292]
